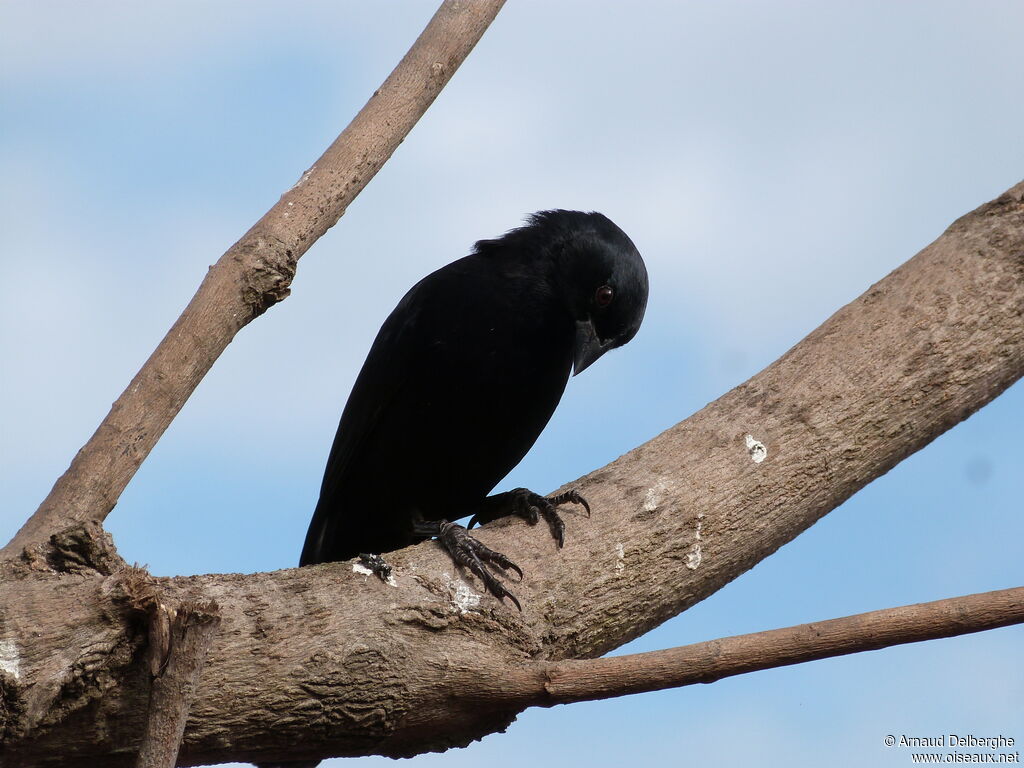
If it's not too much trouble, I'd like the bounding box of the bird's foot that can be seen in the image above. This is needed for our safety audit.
[357,552,393,582]
[418,520,523,610]
[469,487,590,548]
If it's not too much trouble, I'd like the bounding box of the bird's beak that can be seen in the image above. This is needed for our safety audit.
[573,318,609,376]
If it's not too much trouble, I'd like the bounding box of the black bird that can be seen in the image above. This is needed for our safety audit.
[300,210,648,606]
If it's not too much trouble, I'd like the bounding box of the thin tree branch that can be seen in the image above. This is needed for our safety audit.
[3,0,506,558]
[135,601,220,768]
[538,586,1024,705]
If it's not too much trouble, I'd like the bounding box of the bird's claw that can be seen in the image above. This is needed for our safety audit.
[490,487,589,548]
[438,520,523,610]
[546,489,591,518]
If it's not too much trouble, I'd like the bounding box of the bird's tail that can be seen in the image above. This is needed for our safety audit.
[299,491,342,566]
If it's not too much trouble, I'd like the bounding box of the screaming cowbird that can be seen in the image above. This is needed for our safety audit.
[257,212,645,768]
[300,210,648,606]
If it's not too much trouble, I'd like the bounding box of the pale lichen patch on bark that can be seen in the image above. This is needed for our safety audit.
[642,479,668,512]
[442,574,482,614]
[0,639,20,680]
[642,487,659,512]
[745,434,767,463]
[289,165,316,191]
[686,513,705,570]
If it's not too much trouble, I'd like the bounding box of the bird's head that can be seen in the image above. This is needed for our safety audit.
[530,210,649,375]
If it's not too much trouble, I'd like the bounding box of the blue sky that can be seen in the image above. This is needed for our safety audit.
[1,2,1021,766]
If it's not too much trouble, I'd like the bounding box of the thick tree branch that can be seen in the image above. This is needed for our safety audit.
[3,182,1021,767]
[3,0,506,558]
[539,586,1024,705]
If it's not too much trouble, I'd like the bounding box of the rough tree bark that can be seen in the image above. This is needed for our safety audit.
[2,181,1022,767]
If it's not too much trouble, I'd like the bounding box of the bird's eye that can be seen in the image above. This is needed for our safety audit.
[594,284,615,308]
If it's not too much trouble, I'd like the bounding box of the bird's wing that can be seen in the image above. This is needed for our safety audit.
[300,254,571,565]
[299,275,441,565]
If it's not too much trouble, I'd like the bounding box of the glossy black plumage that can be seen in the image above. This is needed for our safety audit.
[300,210,647,572]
